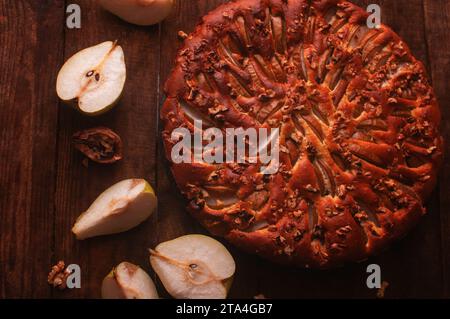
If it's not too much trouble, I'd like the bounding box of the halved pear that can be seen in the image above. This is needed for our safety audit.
[56,41,126,116]
[102,262,159,299]
[72,179,157,239]
[150,234,235,299]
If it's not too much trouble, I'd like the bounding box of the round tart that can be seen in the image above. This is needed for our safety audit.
[161,0,443,268]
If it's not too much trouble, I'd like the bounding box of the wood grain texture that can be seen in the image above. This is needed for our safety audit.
[423,0,450,298]
[0,0,449,298]
[0,0,65,298]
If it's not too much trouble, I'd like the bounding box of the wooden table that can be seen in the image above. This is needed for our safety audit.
[0,0,449,299]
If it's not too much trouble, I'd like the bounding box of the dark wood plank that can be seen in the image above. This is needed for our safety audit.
[52,0,160,298]
[0,0,65,298]
[423,0,450,298]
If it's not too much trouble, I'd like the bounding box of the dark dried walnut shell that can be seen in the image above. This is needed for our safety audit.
[161,0,443,268]
[73,127,123,164]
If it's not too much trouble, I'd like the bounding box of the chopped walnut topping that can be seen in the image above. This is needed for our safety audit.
[255,184,265,191]
[294,104,306,112]
[285,197,297,209]
[290,132,301,143]
[258,90,276,102]
[336,225,352,237]
[187,87,198,101]
[293,210,303,218]
[208,171,220,182]
[267,118,279,127]
[293,229,305,241]
[208,104,228,115]
[427,146,437,155]
[354,212,367,223]
[222,11,232,19]
[363,171,372,178]
[346,184,355,191]
[337,185,346,198]
[280,145,289,153]
[178,30,188,41]
[306,142,317,157]
[284,246,294,255]
[305,184,318,193]
[330,242,346,252]
[281,114,291,123]
[275,235,286,246]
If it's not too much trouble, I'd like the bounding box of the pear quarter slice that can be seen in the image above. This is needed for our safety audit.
[102,262,159,299]
[150,234,236,299]
[56,41,126,115]
[72,179,156,240]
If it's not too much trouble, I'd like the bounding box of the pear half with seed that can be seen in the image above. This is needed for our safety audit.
[150,234,236,299]
[72,179,157,240]
[102,262,159,299]
[56,41,126,116]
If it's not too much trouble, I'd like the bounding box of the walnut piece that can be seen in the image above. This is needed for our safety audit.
[178,30,188,41]
[73,127,123,164]
[376,281,389,299]
[48,261,71,290]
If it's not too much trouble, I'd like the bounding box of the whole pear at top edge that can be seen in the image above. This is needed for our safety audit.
[56,41,126,116]
[99,0,174,26]
[72,179,157,240]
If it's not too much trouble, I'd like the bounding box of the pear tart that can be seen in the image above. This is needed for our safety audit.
[161,0,443,268]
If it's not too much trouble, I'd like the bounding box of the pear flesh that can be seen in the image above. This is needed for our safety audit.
[102,262,159,299]
[99,0,174,26]
[72,179,157,240]
[150,234,236,299]
[56,41,126,115]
